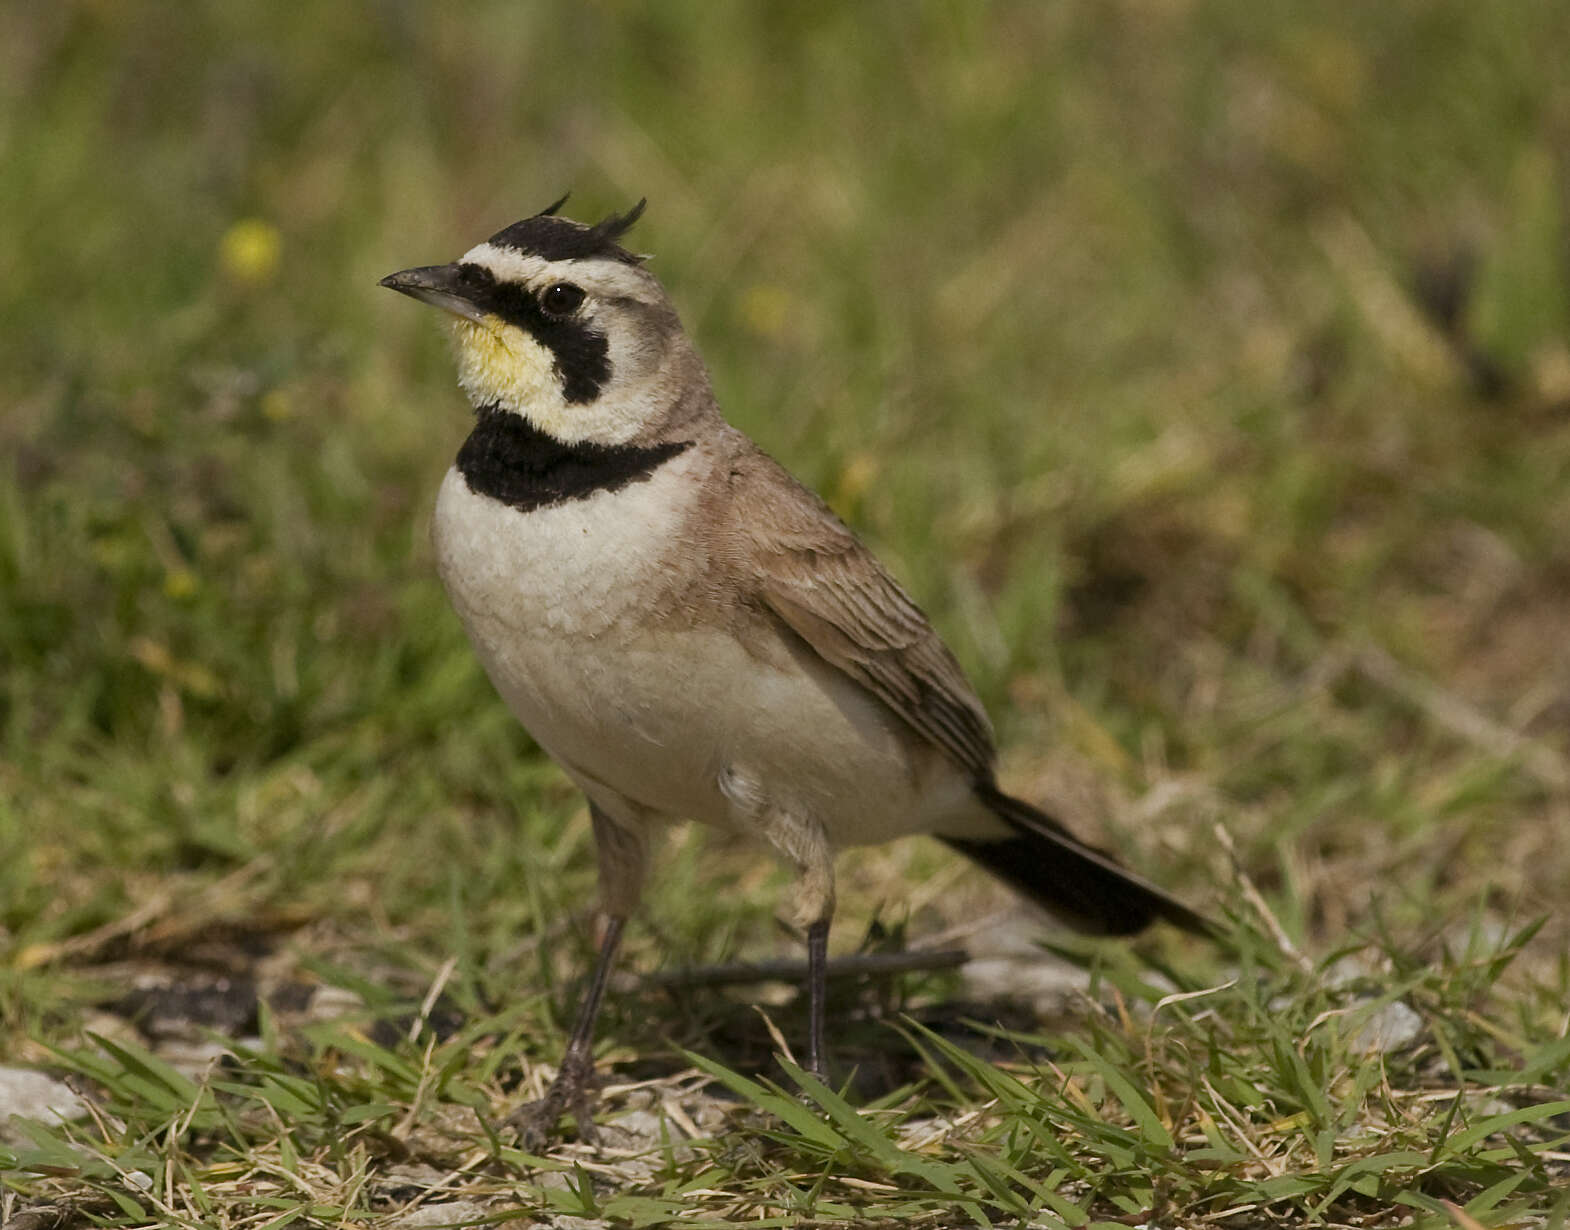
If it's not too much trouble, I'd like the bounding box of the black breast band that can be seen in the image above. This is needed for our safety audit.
[456,405,692,512]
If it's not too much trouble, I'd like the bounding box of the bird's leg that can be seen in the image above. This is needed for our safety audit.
[511,800,648,1149]
[805,916,830,1081]
[510,912,626,1149]
[757,809,835,1082]
[715,777,839,1084]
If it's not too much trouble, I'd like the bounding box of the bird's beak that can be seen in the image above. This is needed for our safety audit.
[378,264,489,325]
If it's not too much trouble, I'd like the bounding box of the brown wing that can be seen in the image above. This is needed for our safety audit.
[725,448,997,779]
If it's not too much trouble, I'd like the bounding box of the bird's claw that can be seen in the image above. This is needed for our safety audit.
[508,1048,603,1151]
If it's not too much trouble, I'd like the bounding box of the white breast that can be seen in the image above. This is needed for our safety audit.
[432,456,700,639]
[429,456,724,814]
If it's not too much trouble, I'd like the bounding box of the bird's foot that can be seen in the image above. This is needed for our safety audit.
[508,1048,603,1151]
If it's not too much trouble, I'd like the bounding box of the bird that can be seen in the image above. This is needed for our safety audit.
[379,197,1211,1145]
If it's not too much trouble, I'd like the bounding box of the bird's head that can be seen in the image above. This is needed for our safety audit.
[380,197,704,446]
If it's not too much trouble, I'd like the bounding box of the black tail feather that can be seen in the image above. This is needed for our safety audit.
[943,784,1217,939]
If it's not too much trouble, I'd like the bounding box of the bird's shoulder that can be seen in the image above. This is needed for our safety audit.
[702,431,997,779]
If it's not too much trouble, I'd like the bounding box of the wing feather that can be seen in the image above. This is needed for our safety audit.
[727,450,996,779]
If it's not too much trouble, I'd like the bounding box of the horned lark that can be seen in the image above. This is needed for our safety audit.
[381,198,1210,1143]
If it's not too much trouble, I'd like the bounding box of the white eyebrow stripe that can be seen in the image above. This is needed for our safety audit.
[576,262,662,301]
[459,242,658,303]
[460,243,551,283]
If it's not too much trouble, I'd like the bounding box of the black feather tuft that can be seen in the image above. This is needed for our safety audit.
[538,192,571,217]
[588,198,646,245]
[485,198,649,266]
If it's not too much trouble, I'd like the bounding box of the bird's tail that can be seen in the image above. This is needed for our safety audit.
[942,783,1217,939]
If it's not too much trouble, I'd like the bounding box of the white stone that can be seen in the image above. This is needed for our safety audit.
[0,1067,89,1143]
[390,1200,495,1227]
[1352,999,1424,1053]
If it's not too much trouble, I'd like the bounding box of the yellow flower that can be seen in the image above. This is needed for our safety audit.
[219,218,282,286]
[261,388,294,422]
[739,283,792,339]
[163,567,198,600]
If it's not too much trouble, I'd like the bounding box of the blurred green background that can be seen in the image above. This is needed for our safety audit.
[3,1,1568,1009]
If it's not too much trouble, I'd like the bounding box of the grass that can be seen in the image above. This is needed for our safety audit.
[4,922,1568,1225]
[3,2,1570,1226]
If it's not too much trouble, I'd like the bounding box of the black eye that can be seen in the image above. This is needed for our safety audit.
[540,282,585,317]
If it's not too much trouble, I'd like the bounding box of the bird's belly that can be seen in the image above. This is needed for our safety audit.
[479,624,973,846]
[430,465,978,846]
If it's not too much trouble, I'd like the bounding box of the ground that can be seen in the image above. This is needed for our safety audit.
[2,4,1569,1227]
